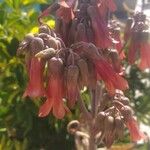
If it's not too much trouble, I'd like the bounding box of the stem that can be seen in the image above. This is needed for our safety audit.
[91,89,96,117]
[78,94,92,121]
[89,129,97,150]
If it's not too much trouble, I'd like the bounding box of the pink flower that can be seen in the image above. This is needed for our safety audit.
[87,6,112,49]
[128,38,139,65]
[38,57,69,119]
[126,117,145,142]
[23,57,45,98]
[111,29,125,59]
[56,0,74,23]
[128,32,150,70]
[139,43,150,70]
[98,0,116,19]
[95,59,128,95]
[39,77,67,119]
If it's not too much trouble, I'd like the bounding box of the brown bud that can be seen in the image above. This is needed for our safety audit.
[104,116,115,148]
[94,111,106,132]
[120,106,133,121]
[87,60,96,89]
[115,116,124,139]
[30,37,44,55]
[104,116,115,134]
[67,65,79,83]
[46,36,59,49]
[77,59,89,86]
[66,65,79,108]
[17,34,34,55]
[85,43,100,60]
[75,23,87,42]
[39,25,51,35]
[67,53,80,66]
[35,48,56,59]
[48,57,63,76]
[119,97,130,105]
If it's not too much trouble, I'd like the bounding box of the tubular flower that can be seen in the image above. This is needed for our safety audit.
[23,57,45,98]
[139,42,150,70]
[110,27,125,59]
[120,106,145,142]
[66,65,79,108]
[39,57,68,119]
[126,117,145,142]
[87,6,112,48]
[98,0,116,20]
[95,59,128,95]
[56,0,75,23]
[127,12,150,70]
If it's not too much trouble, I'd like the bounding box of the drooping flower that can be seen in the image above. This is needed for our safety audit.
[110,27,125,59]
[127,12,150,70]
[23,57,45,98]
[56,0,75,23]
[126,117,145,142]
[138,42,150,70]
[120,106,145,142]
[98,0,116,20]
[38,57,68,119]
[95,58,128,95]
[66,65,79,108]
[87,6,112,49]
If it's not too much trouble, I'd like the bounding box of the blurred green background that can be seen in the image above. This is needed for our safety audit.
[0,0,150,149]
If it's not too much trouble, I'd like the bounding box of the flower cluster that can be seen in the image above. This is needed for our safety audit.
[125,12,150,70]
[93,91,145,148]
[18,0,148,147]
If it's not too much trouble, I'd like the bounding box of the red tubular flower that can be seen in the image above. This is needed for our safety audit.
[87,6,112,49]
[126,117,145,142]
[95,59,128,95]
[66,65,79,108]
[23,57,45,98]
[56,0,74,23]
[39,77,67,119]
[128,38,139,65]
[98,0,116,19]
[139,42,150,70]
[112,29,125,59]
[38,57,68,119]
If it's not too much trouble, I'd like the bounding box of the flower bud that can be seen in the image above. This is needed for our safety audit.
[77,59,89,86]
[46,36,59,49]
[30,37,44,55]
[120,106,133,121]
[115,116,124,139]
[48,57,63,76]
[35,48,56,59]
[39,25,51,35]
[66,65,79,108]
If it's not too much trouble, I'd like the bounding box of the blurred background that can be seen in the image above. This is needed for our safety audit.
[0,0,150,149]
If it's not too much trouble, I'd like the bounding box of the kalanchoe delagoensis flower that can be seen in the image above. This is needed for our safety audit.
[23,57,45,98]
[97,0,116,20]
[87,6,112,48]
[120,106,145,142]
[39,57,68,119]
[56,0,75,23]
[17,35,46,98]
[66,64,79,108]
[127,12,150,70]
